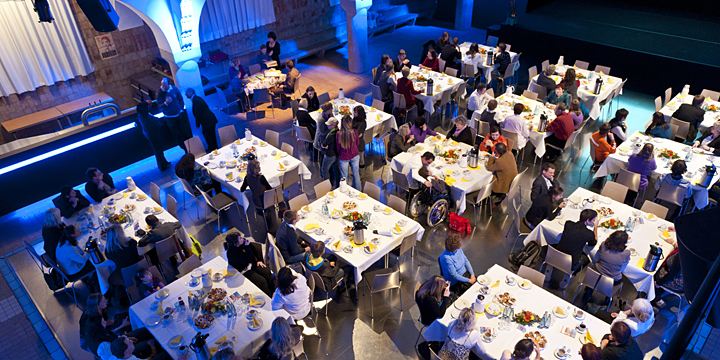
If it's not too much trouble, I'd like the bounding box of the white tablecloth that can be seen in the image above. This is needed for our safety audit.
[458,43,518,81]
[595,131,720,209]
[529,65,622,120]
[244,72,286,95]
[390,136,493,214]
[659,92,720,132]
[196,135,311,211]
[469,93,555,158]
[395,66,464,115]
[129,256,290,359]
[294,189,424,286]
[59,188,192,294]
[424,264,611,359]
[524,187,676,300]
[309,97,397,136]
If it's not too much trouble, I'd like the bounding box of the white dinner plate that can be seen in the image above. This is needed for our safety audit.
[145,315,161,327]
[518,280,532,290]
[155,289,170,300]
[169,335,184,348]
[553,307,569,318]
[208,163,218,169]
[455,299,470,309]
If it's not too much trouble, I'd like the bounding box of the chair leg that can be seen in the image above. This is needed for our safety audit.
[399,286,403,312]
[325,292,329,316]
[370,291,374,318]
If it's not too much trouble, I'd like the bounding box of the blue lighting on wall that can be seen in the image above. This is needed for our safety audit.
[0,122,137,176]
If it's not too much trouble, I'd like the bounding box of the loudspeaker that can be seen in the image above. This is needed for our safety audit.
[76,0,119,32]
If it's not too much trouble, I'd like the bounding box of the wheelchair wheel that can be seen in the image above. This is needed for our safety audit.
[426,198,449,227]
[408,192,426,219]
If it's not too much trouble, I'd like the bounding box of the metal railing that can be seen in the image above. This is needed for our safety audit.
[80,103,120,126]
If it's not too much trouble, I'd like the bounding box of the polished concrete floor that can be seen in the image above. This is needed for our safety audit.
[1,22,701,360]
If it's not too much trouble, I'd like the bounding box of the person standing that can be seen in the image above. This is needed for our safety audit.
[321,118,341,188]
[136,102,171,170]
[266,32,281,65]
[352,106,368,167]
[337,115,361,190]
[440,37,462,70]
[85,167,117,202]
[157,78,188,153]
[377,63,397,113]
[185,88,218,152]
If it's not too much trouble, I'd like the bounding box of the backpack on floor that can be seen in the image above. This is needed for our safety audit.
[508,240,541,273]
[448,212,471,233]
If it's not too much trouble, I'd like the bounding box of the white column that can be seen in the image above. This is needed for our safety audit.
[341,0,372,74]
[455,0,474,30]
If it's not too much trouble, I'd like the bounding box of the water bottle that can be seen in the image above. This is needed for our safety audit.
[558,56,564,66]
[624,217,632,232]
[338,88,345,99]
[245,128,252,141]
[685,150,693,162]
[426,78,434,96]
[682,84,690,95]
[593,77,603,95]
[322,201,329,218]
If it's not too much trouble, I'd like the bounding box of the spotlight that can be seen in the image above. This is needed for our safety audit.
[33,0,54,23]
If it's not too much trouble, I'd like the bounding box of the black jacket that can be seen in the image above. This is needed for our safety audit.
[241,174,272,209]
[85,173,116,202]
[105,240,142,285]
[53,193,91,218]
[302,93,320,112]
[353,117,367,152]
[42,225,65,261]
[388,133,415,158]
[599,336,643,360]
[415,282,450,326]
[446,125,474,146]
[537,73,556,96]
[530,174,560,201]
[276,221,303,263]
[227,243,263,273]
[525,193,561,228]
[138,221,182,247]
[393,57,412,72]
[555,221,597,265]
[191,95,218,129]
[479,110,499,129]
[697,130,720,155]
[672,104,705,127]
[322,128,340,157]
[440,44,461,69]
[297,109,317,139]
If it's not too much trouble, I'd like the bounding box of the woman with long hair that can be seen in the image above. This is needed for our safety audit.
[627,143,657,190]
[563,68,579,100]
[353,106,368,167]
[438,307,488,359]
[500,338,541,360]
[240,160,272,213]
[175,153,222,195]
[595,230,631,285]
[569,99,584,130]
[42,208,65,261]
[271,267,311,320]
[224,233,274,296]
[421,49,440,72]
[80,293,129,337]
[462,43,481,78]
[415,275,451,325]
[104,224,142,307]
[56,225,93,277]
[336,115,361,190]
[645,112,671,139]
[258,317,303,360]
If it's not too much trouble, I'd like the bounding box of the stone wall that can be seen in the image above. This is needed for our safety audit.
[0,0,160,142]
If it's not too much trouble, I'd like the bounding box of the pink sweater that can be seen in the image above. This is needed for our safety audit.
[337,130,360,160]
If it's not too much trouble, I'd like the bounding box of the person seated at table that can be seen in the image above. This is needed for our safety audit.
[479,99,500,128]
[555,209,598,274]
[276,210,310,264]
[210,348,244,360]
[543,103,574,163]
[440,37,462,70]
[627,143,657,191]
[645,112,671,139]
[225,232,274,296]
[175,153,223,196]
[436,32,450,53]
[241,160,272,215]
[581,343,601,360]
[389,124,416,158]
[543,83,571,109]
[438,307,489,360]
[256,44,272,69]
[415,275,451,326]
[83,315,156,358]
[54,186,91,219]
[672,94,705,141]
[438,234,476,295]
[396,66,423,114]
[595,231,631,288]
[136,215,182,247]
[257,317,303,360]
[353,106,368,167]
[486,143,518,207]
[378,63,397,112]
[693,120,720,155]
[393,49,412,72]
[56,225,98,289]
[537,64,557,97]
[608,109,629,146]
[305,241,352,292]
[85,167,117,202]
[410,117,437,143]
[500,338,541,360]
[652,239,682,306]
[42,208,65,261]
[272,60,300,107]
[491,43,512,80]
[228,57,250,112]
[591,123,617,167]
[402,151,436,196]
[109,333,170,360]
[531,163,560,201]
[525,186,565,229]
[321,117,341,188]
[373,54,392,85]
[563,68,580,101]
[502,103,533,150]
[104,225,142,307]
[569,99,584,130]
[136,268,164,299]
[271,267,312,320]
[599,322,643,360]
[467,82,493,119]
[296,98,317,141]
[595,299,655,338]
[446,115,474,146]
[301,86,320,112]
[655,160,693,201]
[462,43,482,79]
[228,56,248,81]
[420,49,440,72]
[80,293,130,337]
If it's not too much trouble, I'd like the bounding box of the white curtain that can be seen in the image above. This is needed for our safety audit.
[198,0,276,43]
[0,0,94,97]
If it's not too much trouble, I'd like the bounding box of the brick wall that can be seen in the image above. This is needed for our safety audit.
[0,0,160,143]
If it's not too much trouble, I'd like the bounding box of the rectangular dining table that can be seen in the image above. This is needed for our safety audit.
[423,264,611,359]
[394,65,464,115]
[195,135,311,211]
[458,42,519,81]
[528,64,623,120]
[524,187,677,300]
[309,96,398,137]
[129,256,291,359]
[658,92,720,132]
[595,131,720,210]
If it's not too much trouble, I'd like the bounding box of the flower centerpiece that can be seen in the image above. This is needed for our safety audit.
[342,211,364,222]
[575,72,586,79]
[707,104,718,112]
[338,105,352,116]
[108,213,129,225]
[415,74,428,82]
[480,48,487,54]
[514,103,532,112]
[657,148,680,160]
[600,218,624,230]
[440,149,460,159]
[513,310,540,326]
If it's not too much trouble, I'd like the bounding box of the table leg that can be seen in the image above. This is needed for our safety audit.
[57,119,64,130]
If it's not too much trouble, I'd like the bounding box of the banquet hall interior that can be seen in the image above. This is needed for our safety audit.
[1,0,719,359]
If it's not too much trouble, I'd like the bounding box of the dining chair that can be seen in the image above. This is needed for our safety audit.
[398,229,419,270]
[601,181,629,203]
[541,60,550,71]
[281,142,294,158]
[595,274,623,311]
[582,145,600,187]
[288,193,310,211]
[266,235,286,277]
[265,130,280,149]
[438,58,446,73]
[362,265,402,318]
[485,35,499,47]
[371,84,383,102]
[121,259,149,288]
[281,166,302,198]
[253,187,281,231]
[363,182,382,202]
[314,179,331,199]
[664,87,673,106]
[570,267,602,304]
[487,88,494,98]
[508,198,532,251]
[391,168,410,198]
[429,347,442,360]
[248,64,262,75]
[36,249,93,308]
[616,168,642,206]
[640,200,669,220]
[528,66,538,82]
[354,92,370,105]
[290,100,299,125]
[317,92,331,105]
[669,124,679,141]
[670,117,690,142]
[573,60,589,70]
[701,89,720,101]
[252,88,275,120]
[176,254,202,279]
[179,178,203,219]
[292,74,302,100]
[444,67,457,77]
[149,182,161,205]
[184,136,206,158]
[155,234,181,283]
[218,125,238,147]
[301,275,322,339]
[593,65,611,74]
[501,129,523,163]
[654,182,687,214]
[494,60,518,94]
[546,129,580,172]
[166,194,178,219]
[540,246,574,298]
[294,125,315,159]
[461,62,476,78]
[655,96,663,112]
[465,179,496,225]
[522,90,538,100]
[372,99,386,112]
[392,91,408,122]
[213,86,240,119]
[517,265,546,287]
[380,132,394,181]
[535,86,547,103]
[196,185,241,232]
[307,269,346,315]
[479,121,490,137]
[388,194,407,214]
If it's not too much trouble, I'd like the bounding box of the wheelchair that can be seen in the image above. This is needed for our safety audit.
[407,179,454,227]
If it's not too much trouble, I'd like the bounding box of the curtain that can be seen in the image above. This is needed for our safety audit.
[198,0,276,43]
[0,0,94,97]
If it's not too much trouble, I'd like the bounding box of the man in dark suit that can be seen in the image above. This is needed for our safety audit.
[536,64,557,98]
[185,88,218,152]
[393,49,412,72]
[137,102,171,171]
[85,168,117,202]
[672,95,706,141]
[54,186,91,218]
[276,210,310,264]
[440,38,461,70]
[296,98,317,140]
[555,209,598,273]
[531,162,560,201]
[137,215,183,265]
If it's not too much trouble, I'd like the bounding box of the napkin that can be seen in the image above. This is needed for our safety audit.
[376,114,381,121]
[445,170,454,175]
[305,223,319,231]
[223,269,236,277]
[445,177,456,186]
[461,178,469,182]
[491,280,500,288]
[637,258,645,268]
[452,140,458,146]
[278,162,285,170]
[155,302,164,315]
[249,296,263,306]
[215,336,226,344]
[274,154,281,159]
[170,336,183,345]
[662,229,671,239]
[599,71,605,76]
[209,347,218,357]
[586,330,595,343]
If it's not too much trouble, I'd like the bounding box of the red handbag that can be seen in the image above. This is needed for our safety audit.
[448,212,471,233]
